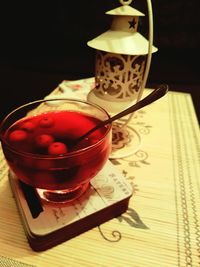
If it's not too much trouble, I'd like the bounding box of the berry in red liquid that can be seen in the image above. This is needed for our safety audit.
[48,142,68,155]
[39,116,54,128]
[35,134,54,148]
[21,121,35,132]
[9,129,28,142]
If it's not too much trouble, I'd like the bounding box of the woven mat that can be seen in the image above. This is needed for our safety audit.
[0,78,200,267]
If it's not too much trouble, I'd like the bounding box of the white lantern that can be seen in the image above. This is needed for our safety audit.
[87,0,157,114]
[87,0,157,158]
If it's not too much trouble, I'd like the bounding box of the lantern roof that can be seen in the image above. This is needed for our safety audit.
[106,5,144,17]
[87,4,158,55]
[87,30,157,55]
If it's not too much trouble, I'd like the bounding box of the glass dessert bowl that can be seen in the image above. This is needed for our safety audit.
[0,98,112,203]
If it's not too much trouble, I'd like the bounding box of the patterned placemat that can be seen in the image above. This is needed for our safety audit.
[0,256,36,267]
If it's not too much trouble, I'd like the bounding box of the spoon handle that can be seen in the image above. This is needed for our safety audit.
[107,84,168,123]
[73,84,168,145]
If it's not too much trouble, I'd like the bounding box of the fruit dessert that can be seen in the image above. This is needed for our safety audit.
[3,110,111,190]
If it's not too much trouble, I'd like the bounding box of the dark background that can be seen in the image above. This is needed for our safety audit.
[0,0,199,122]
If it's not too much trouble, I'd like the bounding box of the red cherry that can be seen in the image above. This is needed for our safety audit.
[39,116,54,128]
[35,134,54,148]
[20,121,35,132]
[9,129,28,142]
[48,142,68,155]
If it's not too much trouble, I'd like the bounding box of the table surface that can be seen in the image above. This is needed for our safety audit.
[0,78,200,267]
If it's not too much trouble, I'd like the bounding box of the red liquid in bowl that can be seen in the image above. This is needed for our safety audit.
[3,110,111,190]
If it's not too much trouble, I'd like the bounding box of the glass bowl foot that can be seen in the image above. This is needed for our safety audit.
[36,182,90,204]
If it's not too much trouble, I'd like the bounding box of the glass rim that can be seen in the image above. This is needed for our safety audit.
[0,97,112,158]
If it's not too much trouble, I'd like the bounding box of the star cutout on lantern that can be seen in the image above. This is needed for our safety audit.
[128,18,136,29]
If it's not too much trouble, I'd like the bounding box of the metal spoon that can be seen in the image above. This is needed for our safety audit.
[71,84,168,148]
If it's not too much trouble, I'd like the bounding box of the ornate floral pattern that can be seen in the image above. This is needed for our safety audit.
[95,51,146,101]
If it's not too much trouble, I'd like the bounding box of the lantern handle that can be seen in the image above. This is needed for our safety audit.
[136,0,153,102]
[121,0,154,128]
[119,0,133,5]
